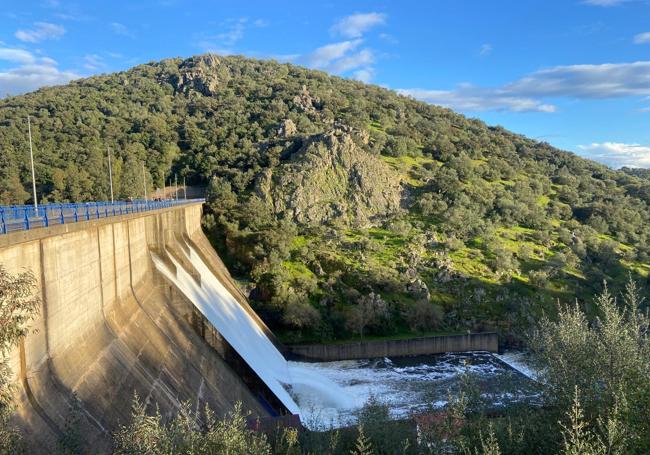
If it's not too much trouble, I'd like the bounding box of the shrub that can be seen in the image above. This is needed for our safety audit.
[403,301,444,332]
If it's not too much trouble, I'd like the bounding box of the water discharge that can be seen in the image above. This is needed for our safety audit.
[150,242,354,417]
[152,242,539,428]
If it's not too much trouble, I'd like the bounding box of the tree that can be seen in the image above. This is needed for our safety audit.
[0,169,29,205]
[346,293,388,338]
[350,425,374,455]
[559,387,629,455]
[403,301,443,332]
[113,397,273,455]
[529,278,650,453]
[0,265,40,454]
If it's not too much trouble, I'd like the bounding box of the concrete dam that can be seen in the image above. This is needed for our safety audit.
[1,200,505,452]
[0,201,337,453]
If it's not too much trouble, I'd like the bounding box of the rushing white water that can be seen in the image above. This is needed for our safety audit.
[289,352,541,428]
[151,241,540,427]
[494,351,540,382]
[151,243,354,417]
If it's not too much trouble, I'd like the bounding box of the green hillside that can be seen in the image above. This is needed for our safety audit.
[1,54,649,343]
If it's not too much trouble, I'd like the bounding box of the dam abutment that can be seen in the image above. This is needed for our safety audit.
[1,202,273,453]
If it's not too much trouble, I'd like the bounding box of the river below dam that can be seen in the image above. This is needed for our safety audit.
[288,351,540,429]
[151,241,540,429]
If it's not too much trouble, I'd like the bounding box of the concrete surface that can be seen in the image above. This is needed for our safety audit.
[1,202,273,453]
[286,333,499,362]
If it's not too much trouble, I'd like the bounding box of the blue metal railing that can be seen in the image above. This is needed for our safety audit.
[0,198,205,234]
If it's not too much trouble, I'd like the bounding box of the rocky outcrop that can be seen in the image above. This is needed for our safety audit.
[292,85,321,112]
[256,128,403,225]
[277,119,297,138]
[173,54,225,96]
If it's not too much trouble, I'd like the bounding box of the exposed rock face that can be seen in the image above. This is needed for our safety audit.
[333,121,370,145]
[173,54,224,96]
[256,128,403,225]
[277,119,297,137]
[406,278,431,302]
[292,84,321,112]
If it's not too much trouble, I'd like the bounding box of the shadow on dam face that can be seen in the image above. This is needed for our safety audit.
[0,203,288,453]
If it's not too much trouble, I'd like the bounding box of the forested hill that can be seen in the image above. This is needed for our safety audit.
[1,54,649,343]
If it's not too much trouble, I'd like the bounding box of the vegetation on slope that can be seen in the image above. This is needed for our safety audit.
[108,278,650,454]
[1,54,650,342]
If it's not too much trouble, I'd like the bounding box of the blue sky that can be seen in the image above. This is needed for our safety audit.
[1,0,650,167]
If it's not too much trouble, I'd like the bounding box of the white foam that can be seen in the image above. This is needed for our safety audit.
[151,243,539,427]
[494,351,540,382]
[151,243,352,417]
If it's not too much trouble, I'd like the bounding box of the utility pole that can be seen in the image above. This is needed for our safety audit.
[142,162,148,201]
[183,176,187,200]
[107,146,114,203]
[174,174,178,201]
[27,115,38,214]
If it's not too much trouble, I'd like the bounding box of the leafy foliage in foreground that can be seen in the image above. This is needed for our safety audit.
[2,55,650,342]
[109,278,649,454]
[108,280,647,454]
[0,266,40,454]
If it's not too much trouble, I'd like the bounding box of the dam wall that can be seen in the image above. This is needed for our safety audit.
[0,202,276,453]
[286,333,499,362]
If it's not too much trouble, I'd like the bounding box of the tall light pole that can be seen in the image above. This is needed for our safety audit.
[183,176,187,200]
[27,115,38,214]
[142,162,148,201]
[174,174,178,201]
[107,146,114,203]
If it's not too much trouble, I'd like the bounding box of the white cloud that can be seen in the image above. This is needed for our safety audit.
[479,43,493,56]
[15,22,65,43]
[215,18,246,46]
[303,39,376,82]
[399,61,650,113]
[353,68,374,83]
[0,47,35,64]
[378,33,398,44]
[634,32,650,44]
[197,17,268,54]
[578,142,650,168]
[83,54,105,71]
[583,0,630,5]
[0,52,79,97]
[398,86,557,113]
[331,13,386,38]
[110,22,134,38]
[306,39,363,69]
[504,61,650,98]
[329,49,374,72]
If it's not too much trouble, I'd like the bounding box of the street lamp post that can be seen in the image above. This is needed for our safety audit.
[142,162,148,201]
[107,146,114,203]
[27,115,38,215]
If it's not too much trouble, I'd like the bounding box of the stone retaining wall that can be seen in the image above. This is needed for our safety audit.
[286,332,498,362]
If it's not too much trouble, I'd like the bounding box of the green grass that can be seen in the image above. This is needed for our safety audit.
[536,195,550,207]
[380,155,437,186]
[368,120,385,133]
[282,260,316,280]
